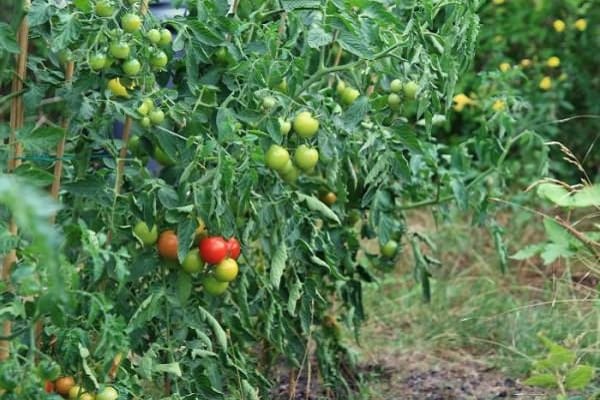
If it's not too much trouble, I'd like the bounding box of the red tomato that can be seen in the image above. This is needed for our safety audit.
[157,230,178,260]
[199,236,227,264]
[44,380,54,393]
[226,238,241,259]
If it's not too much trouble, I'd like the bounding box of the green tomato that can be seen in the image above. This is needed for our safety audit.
[137,101,150,115]
[279,118,291,135]
[122,58,141,76]
[94,0,114,17]
[387,93,401,109]
[88,53,107,71]
[182,250,203,274]
[403,81,418,99]
[121,13,142,33]
[203,275,229,295]
[390,79,402,93]
[262,96,277,110]
[149,109,165,124]
[381,240,399,258]
[96,387,119,400]
[265,144,290,172]
[281,164,300,183]
[147,28,161,44]
[158,28,172,46]
[36,360,61,381]
[143,98,154,111]
[340,87,360,105]
[293,111,319,138]
[128,135,141,155]
[275,78,287,92]
[214,47,230,64]
[336,80,346,96]
[133,221,158,246]
[109,42,130,59]
[150,50,168,68]
[141,117,151,128]
[294,144,319,171]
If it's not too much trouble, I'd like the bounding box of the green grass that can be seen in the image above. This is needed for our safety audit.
[356,209,600,387]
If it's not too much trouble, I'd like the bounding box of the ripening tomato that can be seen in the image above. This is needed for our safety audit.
[157,230,178,260]
[151,50,168,68]
[199,236,228,264]
[109,41,130,59]
[214,258,239,282]
[122,58,141,76]
[294,145,319,171]
[54,376,75,396]
[226,238,241,259]
[107,78,128,97]
[44,380,54,393]
[321,192,337,205]
[133,221,158,246]
[121,13,142,33]
[340,87,360,105]
[94,0,114,17]
[293,111,319,138]
[89,53,107,71]
[158,28,172,46]
[265,144,290,172]
[96,386,119,400]
[202,275,228,295]
[147,29,161,44]
[381,240,398,258]
[403,81,418,99]
[182,250,203,274]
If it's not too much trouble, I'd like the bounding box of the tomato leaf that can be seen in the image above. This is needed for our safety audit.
[199,306,228,352]
[297,193,341,224]
[270,243,288,289]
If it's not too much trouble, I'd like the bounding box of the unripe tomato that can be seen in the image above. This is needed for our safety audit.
[214,258,239,282]
[294,145,319,171]
[281,164,300,183]
[58,49,72,64]
[158,29,172,46]
[403,81,418,99]
[340,87,360,105]
[293,111,319,138]
[390,79,402,93]
[37,360,61,381]
[381,240,398,258]
[147,28,161,44]
[0,362,19,391]
[109,41,130,59]
[142,98,154,111]
[121,13,142,33]
[96,386,119,400]
[275,78,287,92]
[182,250,203,274]
[321,192,337,205]
[94,0,114,17]
[265,144,290,172]
[226,238,241,259]
[279,118,291,135]
[133,221,158,246]
[202,275,228,295]
[89,53,107,71]
[336,80,346,96]
[54,376,75,396]
[137,101,150,115]
[151,50,168,68]
[122,58,141,76]
[262,96,277,110]
[214,47,230,64]
[128,135,141,155]
[199,236,228,264]
[141,117,151,128]
[149,109,165,124]
[387,93,401,109]
[157,230,178,260]
[68,385,84,399]
[154,146,174,166]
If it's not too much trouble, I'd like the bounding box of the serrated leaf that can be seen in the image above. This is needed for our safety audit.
[523,373,558,388]
[297,193,340,224]
[270,243,288,289]
[154,363,182,377]
[199,306,227,352]
[0,22,20,53]
[78,343,99,389]
[342,96,369,131]
[281,0,320,11]
[177,218,196,263]
[543,218,572,244]
[510,244,544,260]
[564,365,594,390]
[287,278,303,316]
[307,24,333,48]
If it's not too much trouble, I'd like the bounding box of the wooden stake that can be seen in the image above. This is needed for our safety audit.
[1,3,30,361]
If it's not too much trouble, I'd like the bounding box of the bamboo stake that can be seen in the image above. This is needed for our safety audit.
[1,3,30,362]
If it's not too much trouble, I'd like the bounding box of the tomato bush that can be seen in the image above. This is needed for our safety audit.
[0,0,487,398]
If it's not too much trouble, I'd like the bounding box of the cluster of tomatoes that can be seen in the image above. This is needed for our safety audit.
[133,221,241,295]
[47,376,117,400]
[265,111,320,183]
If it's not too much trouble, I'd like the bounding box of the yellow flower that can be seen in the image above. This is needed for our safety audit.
[553,19,566,32]
[546,56,560,68]
[539,76,552,91]
[453,93,473,112]
[574,18,587,31]
[492,99,506,112]
[492,0,505,4]
[520,58,532,68]
[107,78,129,97]
[499,62,511,72]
